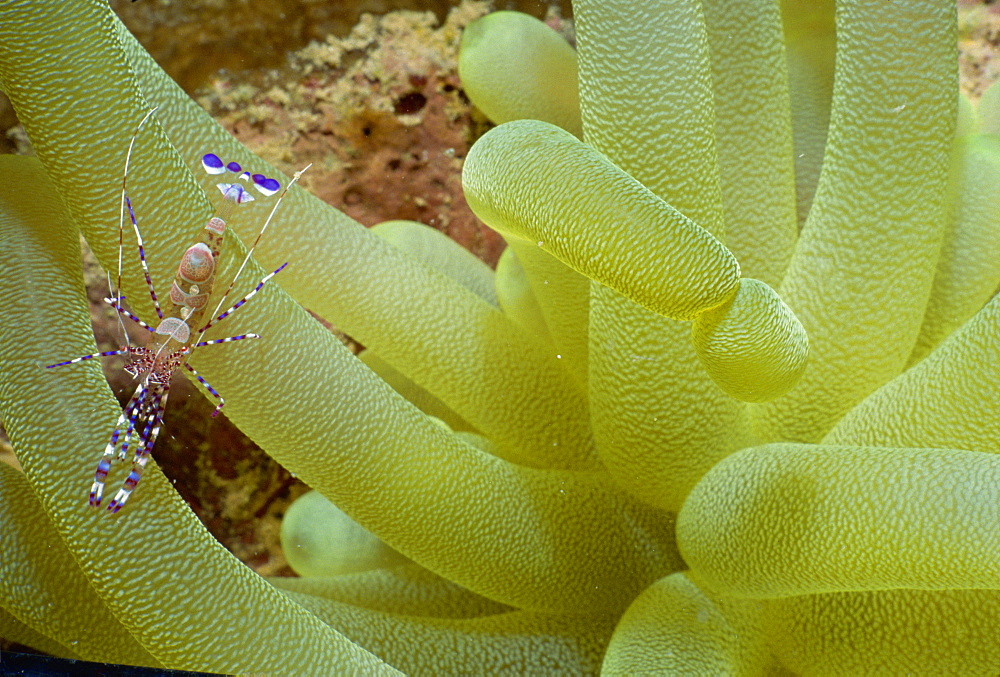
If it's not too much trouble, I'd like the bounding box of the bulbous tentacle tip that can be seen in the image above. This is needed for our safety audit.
[463,119,742,321]
[691,278,809,403]
[281,490,407,577]
[459,11,582,138]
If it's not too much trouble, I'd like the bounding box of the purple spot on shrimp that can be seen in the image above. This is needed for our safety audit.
[202,153,225,174]
[227,161,243,173]
[253,175,281,196]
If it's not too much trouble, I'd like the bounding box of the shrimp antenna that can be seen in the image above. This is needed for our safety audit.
[114,107,160,343]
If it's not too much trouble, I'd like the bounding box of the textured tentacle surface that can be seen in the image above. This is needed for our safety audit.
[1,0,994,672]
[0,155,395,673]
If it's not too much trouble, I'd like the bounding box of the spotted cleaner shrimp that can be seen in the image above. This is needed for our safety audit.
[46,109,309,513]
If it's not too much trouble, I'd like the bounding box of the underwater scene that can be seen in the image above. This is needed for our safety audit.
[1,0,999,673]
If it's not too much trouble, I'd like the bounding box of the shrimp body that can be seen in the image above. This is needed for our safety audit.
[46,112,305,513]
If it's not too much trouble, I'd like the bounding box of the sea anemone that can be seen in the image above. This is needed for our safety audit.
[0,0,998,673]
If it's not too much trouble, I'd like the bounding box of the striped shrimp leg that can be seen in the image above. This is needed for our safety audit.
[197,262,288,333]
[90,381,150,506]
[107,383,170,513]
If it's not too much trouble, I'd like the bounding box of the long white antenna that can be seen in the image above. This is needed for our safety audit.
[114,107,160,344]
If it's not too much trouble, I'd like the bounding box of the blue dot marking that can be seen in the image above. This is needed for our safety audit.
[202,153,225,175]
[253,175,281,196]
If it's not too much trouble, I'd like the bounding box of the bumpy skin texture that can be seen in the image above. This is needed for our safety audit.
[677,443,1000,597]
[459,11,582,138]
[762,590,1000,675]
[0,156,392,673]
[601,573,771,675]
[574,0,752,517]
[0,463,159,668]
[691,278,809,403]
[279,588,618,676]
[823,291,1000,453]
[462,121,810,406]
[0,156,397,674]
[463,119,742,322]
[575,0,725,236]
[455,0,995,673]
[108,16,593,473]
[701,0,799,288]
[1,0,684,599]
[1,0,993,673]
[754,0,957,443]
[909,134,1000,362]
[0,0,680,671]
